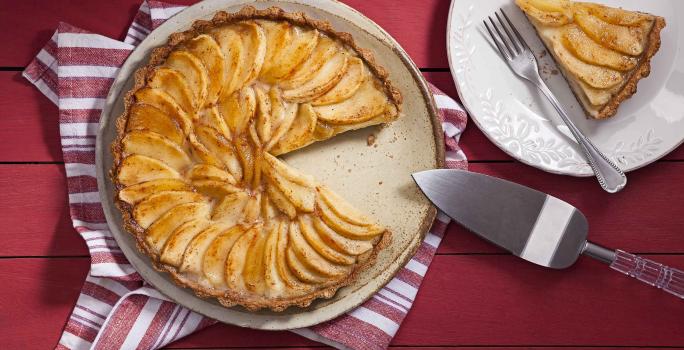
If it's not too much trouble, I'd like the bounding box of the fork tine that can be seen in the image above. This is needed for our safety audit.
[483,19,511,60]
[500,9,531,51]
[495,10,521,54]
[488,16,515,58]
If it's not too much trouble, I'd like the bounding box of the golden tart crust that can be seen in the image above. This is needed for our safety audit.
[111,6,401,311]
[516,0,665,119]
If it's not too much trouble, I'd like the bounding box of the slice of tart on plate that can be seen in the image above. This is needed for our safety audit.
[516,0,666,119]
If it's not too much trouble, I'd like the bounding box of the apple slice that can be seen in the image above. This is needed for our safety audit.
[187,164,236,184]
[265,90,298,151]
[576,3,652,26]
[279,36,338,90]
[147,67,195,113]
[318,186,374,226]
[312,216,373,256]
[164,50,208,108]
[317,197,384,239]
[298,215,355,265]
[261,27,319,82]
[179,222,234,276]
[552,38,623,89]
[515,0,571,26]
[579,80,613,106]
[260,193,279,222]
[210,26,242,97]
[187,134,223,169]
[313,121,335,140]
[197,106,231,140]
[191,179,242,198]
[233,135,257,187]
[122,130,191,171]
[265,183,297,219]
[146,201,210,253]
[233,22,267,89]
[212,191,250,225]
[281,52,349,103]
[160,218,210,267]
[117,155,181,187]
[257,20,293,75]
[274,220,314,293]
[263,221,287,297]
[263,163,316,212]
[133,190,204,228]
[263,153,315,188]
[217,86,256,135]
[134,88,191,134]
[527,0,570,13]
[127,103,184,145]
[311,57,366,106]
[119,179,190,205]
[242,193,262,224]
[194,125,243,180]
[289,221,349,277]
[270,103,317,155]
[254,85,272,143]
[313,79,389,125]
[225,225,259,291]
[242,227,268,294]
[202,225,247,287]
[286,247,327,284]
[185,34,225,104]
[575,12,646,56]
[562,25,637,71]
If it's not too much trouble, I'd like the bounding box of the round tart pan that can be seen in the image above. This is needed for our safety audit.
[96,0,443,329]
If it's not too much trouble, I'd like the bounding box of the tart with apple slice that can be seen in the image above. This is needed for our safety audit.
[111,6,401,311]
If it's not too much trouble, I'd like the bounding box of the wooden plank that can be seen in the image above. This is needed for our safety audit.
[0,258,89,349]
[0,72,61,162]
[4,256,682,348]
[439,162,684,254]
[0,164,87,256]
[0,0,449,69]
[393,255,684,347]
[2,161,684,257]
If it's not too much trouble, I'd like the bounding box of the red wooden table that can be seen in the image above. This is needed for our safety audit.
[1,1,683,348]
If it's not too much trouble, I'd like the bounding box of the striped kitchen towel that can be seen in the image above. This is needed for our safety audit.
[23,1,468,349]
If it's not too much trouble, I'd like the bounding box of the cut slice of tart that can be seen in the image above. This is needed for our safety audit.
[515,0,665,119]
[111,6,400,311]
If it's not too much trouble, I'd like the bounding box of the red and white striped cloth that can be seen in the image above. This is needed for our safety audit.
[23,1,468,349]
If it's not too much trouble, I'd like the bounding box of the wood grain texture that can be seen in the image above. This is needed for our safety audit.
[2,162,683,257]
[0,258,89,350]
[0,72,61,162]
[0,164,87,256]
[0,0,449,69]
[3,257,682,349]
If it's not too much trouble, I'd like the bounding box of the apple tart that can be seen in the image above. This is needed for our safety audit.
[112,6,402,311]
[516,0,665,119]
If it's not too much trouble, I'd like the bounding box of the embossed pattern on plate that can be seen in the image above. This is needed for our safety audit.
[447,0,682,176]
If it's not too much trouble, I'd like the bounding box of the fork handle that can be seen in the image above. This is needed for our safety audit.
[536,82,626,193]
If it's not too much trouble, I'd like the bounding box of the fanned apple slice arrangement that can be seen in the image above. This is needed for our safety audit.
[112,7,402,311]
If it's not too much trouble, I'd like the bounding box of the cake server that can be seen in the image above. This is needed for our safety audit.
[412,169,684,299]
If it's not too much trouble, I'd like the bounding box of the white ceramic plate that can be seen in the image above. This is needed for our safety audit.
[96,0,442,330]
[447,0,683,176]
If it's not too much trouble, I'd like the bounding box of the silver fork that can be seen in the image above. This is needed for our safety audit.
[484,9,626,193]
